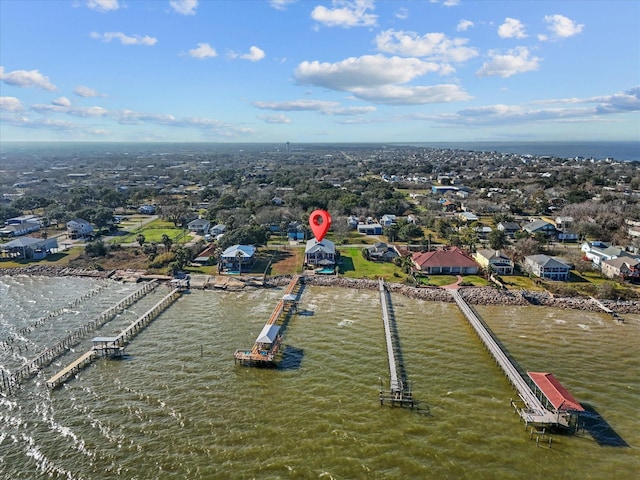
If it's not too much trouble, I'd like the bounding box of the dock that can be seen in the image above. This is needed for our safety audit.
[590,296,623,323]
[45,288,182,389]
[449,289,566,428]
[378,279,414,407]
[234,276,302,366]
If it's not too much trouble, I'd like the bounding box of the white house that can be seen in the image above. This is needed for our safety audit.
[187,218,210,235]
[304,238,336,267]
[524,255,570,281]
[380,214,397,227]
[474,249,514,275]
[66,218,93,239]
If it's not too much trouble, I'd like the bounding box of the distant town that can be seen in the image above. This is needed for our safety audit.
[2,143,640,300]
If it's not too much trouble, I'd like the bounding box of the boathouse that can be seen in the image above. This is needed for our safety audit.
[528,372,584,414]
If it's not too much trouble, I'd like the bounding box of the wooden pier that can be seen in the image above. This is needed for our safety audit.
[378,279,414,407]
[234,276,302,366]
[45,288,182,389]
[590,296,624,323]
[449,289,562,427]
[1,281,160,395]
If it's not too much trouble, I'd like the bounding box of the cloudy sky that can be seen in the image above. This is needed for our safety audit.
[0,0,638,143]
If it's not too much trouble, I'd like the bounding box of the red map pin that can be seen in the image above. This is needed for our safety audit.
[309,209,332,242]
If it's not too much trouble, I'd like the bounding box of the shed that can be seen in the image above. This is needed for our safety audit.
[255,324,280,344]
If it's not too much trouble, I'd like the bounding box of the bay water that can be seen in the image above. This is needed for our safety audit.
[0,276,638,479]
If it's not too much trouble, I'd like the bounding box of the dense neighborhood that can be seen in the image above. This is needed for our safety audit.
[2,142,640,299]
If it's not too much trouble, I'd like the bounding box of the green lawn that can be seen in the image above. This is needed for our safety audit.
[110,219,185,244]
[338,247,408,281]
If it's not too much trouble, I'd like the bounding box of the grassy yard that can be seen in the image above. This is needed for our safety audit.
[338,247,408,282]
[110,219,186,245]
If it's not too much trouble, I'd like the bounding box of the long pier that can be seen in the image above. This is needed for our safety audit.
[234,275,302,366]
[449,289,562,427]
[1,281,160,394]
[46,287,182,389]
[378,279,414,407]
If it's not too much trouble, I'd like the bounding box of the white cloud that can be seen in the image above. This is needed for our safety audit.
[230,46,266,62]
[258,114,292,124]
[498,18,527,39]
[349,84,472,105]
[269,0,296,9]
[375,29,478,62]
[74,85,107,97]
[91,31,158,46]
[543,14,584,38]
[476,47,540,78]
[443,0,460,6]
[295,55,443,90]
[170,0,198,15]
[52,97,71,107]
[188,43,217,59]
[253,99,340,111]
[311,0,377,28]
[456,19,474,32]
[85,0,119,12]
[395,7,408,20]
[0,66,57,91]
[0,96,24,112]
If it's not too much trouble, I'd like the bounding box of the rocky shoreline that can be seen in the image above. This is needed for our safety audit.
[268,274,640,314]
[2,266,639,314]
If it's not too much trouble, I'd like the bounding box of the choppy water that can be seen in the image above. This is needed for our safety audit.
[0,276,638,479]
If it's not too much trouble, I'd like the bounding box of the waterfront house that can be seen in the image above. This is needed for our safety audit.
[304,238,336,267]
[474,249,514,275]
[0,237,58,260]
[66,218,94,239]
[366,242,399,262]
[0,222,40,237]
[601,257,640,281]
[581,241,639,268]
[220,244,256,273]
[524,255,570,281]
[412,247,479,275]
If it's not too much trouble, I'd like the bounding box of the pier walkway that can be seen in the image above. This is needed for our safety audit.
[45,287,182,389]
[378,279,414,407]
[234,276,302,366]
[1,281,160,395]
[449,289,561,427]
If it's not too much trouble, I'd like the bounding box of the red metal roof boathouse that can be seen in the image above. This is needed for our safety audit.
[528,372,585,412]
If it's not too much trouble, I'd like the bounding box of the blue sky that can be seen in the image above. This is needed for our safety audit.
[0,0,638,143]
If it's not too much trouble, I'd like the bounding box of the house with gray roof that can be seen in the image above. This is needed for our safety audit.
[524,255,570,281]
[304,238,336,267]
[1,237,58,260]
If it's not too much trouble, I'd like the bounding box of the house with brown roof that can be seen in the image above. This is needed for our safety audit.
[412,247,479,275]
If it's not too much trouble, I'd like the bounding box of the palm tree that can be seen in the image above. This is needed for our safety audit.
[161,234,173,252]
[136,233,145,247]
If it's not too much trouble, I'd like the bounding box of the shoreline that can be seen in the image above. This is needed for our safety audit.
[2,265,639,314]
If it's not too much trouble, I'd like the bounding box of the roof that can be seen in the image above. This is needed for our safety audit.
[525,254,570,269]
[1,237,56,249]
[524,219,555,233]
[498,221,521,230]
[221,244,256,258]
[412,247,478,269]
[528,372,584,412]
[255,324,280,344]
[602,256,640,269]
[475,249,511,262]
[305,238,335,254]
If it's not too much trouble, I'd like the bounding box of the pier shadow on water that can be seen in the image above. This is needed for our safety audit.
[580,403,629,447]
[277,345,304,370]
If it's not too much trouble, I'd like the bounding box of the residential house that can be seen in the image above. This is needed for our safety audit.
[474,249,514,275]
[380,214,397,227]
[137,205,156,214]
[523,219,556,236]
[412,247,479,275]
[193,244,217,265]
[347,216,359,230]
[475,226,493,240]
[187,218,210,235]
[524,255,570,281]
[0,222,40,237]
[220,244,256,273]
[367,242,399,262]
[497,221,521,238]
[66,218,94,239]
[210,224,226,236]
[581,241,639,268]
[601,257,640,281]
[557,230,580,242]
[357,223,383,235]
[458,211,479,223]
[1,237,58,260]
[304,238,336,267]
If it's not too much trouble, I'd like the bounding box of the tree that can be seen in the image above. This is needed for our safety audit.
[161,234,173,252]
[398,223,423,242]
[385,224,400,242]
[91,207,114,232]
[488,229,509,250]
[85,239,107,257]
[136,234,145,247]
